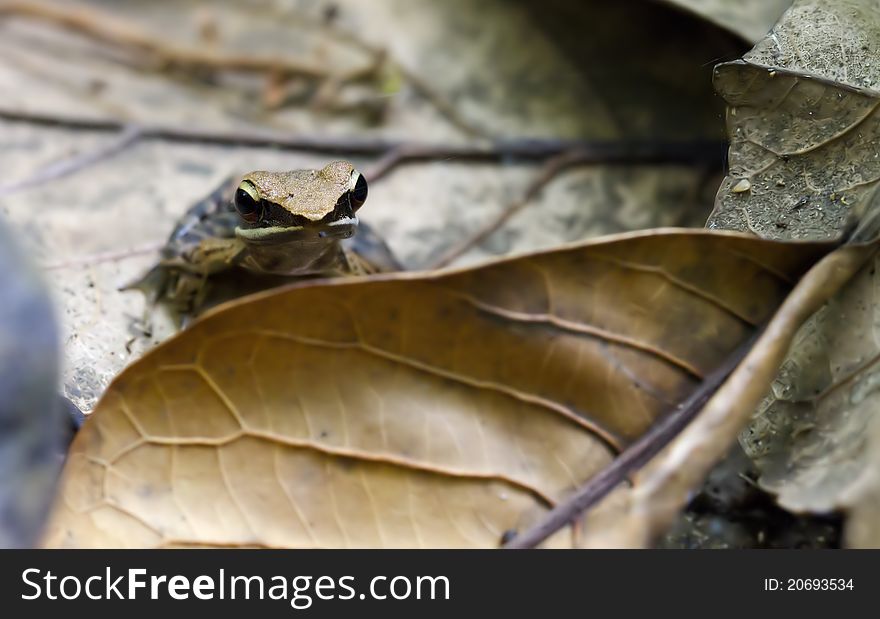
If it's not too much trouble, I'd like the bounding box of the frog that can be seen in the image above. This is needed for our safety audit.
[128,161,399,317]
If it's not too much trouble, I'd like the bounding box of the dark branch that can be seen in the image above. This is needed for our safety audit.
[504,329,759,549]
[0,108,725,196]
[0,108,724,161]
[0,125,143,194]
[427,149,592,268]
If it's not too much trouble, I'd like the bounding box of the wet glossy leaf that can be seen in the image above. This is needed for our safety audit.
[42,229,830,548]
[707,0,880,241]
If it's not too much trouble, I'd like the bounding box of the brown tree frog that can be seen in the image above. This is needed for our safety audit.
[129,161,398,316]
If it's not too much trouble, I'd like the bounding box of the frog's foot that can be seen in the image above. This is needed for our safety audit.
[173,271,212,317]
[119,263,169,303]
[124,237,245,323]
[130,267,203,325]
[118,262,170,339]
[342,247,380,275]
[128,311,153,339]
[120,264,203,331]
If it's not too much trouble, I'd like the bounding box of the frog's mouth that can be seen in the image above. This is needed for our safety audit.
[235,216,358,245]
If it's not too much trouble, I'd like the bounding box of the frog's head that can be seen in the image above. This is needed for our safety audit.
[232,161,367,247]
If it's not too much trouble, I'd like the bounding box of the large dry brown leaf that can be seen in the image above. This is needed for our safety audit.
[42,229,830,548]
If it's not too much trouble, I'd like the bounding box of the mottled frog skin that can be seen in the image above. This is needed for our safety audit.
[130,161,398,316]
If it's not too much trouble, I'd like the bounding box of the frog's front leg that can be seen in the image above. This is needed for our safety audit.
[127,236,246,321]
[182,236,247,274]
[164,236,247,313]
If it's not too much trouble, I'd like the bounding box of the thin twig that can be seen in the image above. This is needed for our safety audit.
[0,107,725,191]
[0,1,352,79]
[426,149,589,269]
[297,10,487,137]
[41,240,166,271]
[0,125,142,194]
[426,139,726,269]
[0,107,725,158]
[362,141,579,182]
[504,329,759,549]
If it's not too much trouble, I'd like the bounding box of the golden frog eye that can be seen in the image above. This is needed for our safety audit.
[349,170,368,211]
[234,180,262,223]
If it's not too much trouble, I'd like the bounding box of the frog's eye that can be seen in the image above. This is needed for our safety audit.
[349,171,368,211]
[234,180,262,223]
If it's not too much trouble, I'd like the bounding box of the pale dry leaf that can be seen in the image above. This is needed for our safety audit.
[658,0,792,43]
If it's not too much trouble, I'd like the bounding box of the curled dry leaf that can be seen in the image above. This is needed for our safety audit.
[744,251,880,527]
[751,263,880,548]
[42,229,829,548]
[749,268,880,546]
[843,404,880,547]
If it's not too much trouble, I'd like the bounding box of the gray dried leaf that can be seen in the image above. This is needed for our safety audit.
[707,0,880,241]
